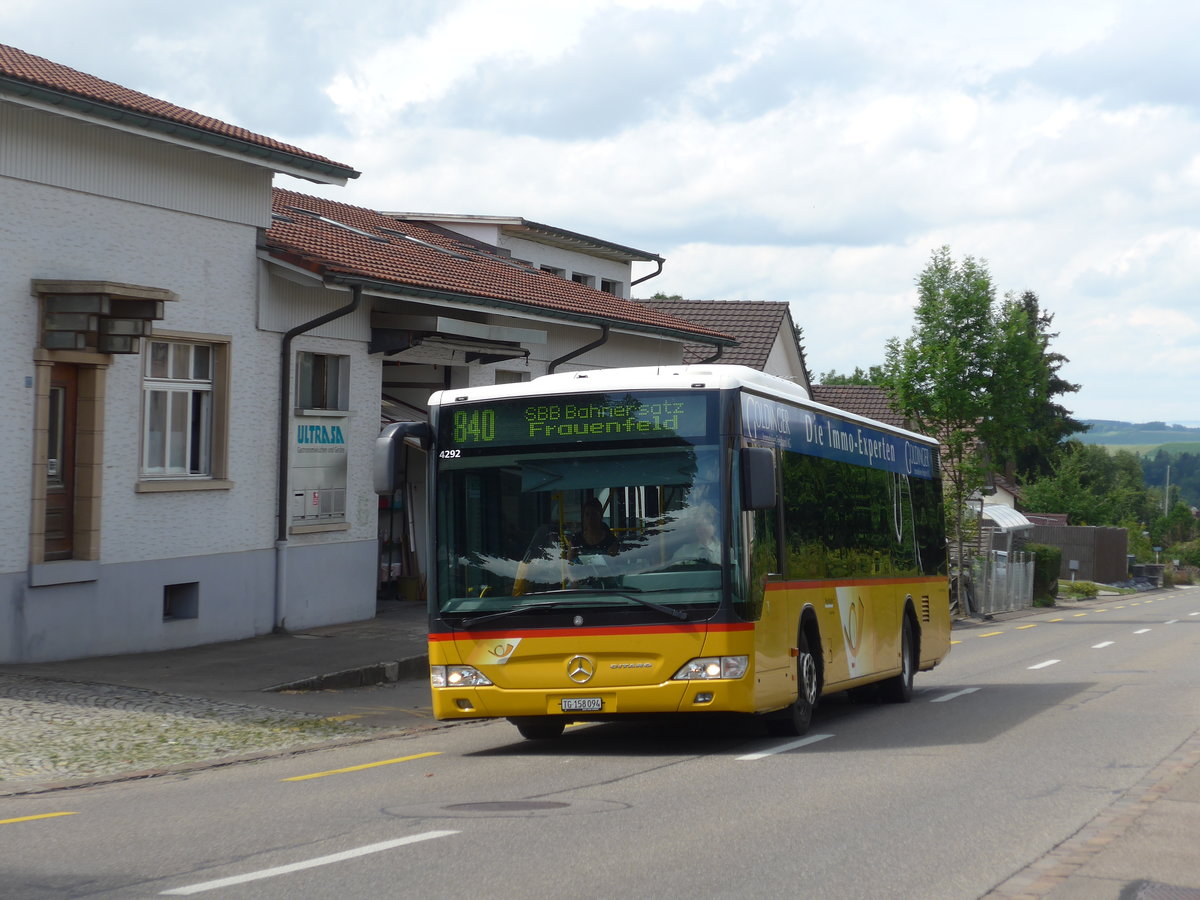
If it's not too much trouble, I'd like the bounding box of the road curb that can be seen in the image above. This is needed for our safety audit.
[265,654,429,692]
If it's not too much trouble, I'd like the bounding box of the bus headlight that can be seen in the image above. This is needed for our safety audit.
[430,665,493,687]
[672,656,749,680]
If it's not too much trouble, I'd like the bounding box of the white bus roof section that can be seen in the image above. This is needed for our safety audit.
[428,364,937,446]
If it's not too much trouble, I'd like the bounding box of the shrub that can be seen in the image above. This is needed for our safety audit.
[1027,543,1062,606]
[1061,580,1099,599]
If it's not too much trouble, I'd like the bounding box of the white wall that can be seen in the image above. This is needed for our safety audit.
[0,106,378,661]
[499,235,632,296]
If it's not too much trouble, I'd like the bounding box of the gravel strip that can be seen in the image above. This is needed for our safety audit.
[0,675,368,790]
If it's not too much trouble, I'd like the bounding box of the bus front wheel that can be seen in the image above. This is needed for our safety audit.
[766,632,818,736]
[509,717,567,740]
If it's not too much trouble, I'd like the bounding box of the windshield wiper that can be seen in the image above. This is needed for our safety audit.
[458,600,572,629]
[526,588,688,621]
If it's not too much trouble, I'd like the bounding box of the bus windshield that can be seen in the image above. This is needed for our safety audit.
[435,442,725,620]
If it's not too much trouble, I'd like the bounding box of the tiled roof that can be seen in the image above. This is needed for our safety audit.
[267,189,734,344]
[0,43,356,181]
[637,299,791,366]
[810,384,913,430]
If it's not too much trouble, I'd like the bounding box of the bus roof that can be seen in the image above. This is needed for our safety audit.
[428,364,937,446]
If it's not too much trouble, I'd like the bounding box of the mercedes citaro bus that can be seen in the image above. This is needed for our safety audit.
[375,365,950,740]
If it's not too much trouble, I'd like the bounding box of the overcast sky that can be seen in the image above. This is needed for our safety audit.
[5,0,1198,424]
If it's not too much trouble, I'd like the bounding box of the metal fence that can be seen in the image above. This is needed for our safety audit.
[970,550,1035,615]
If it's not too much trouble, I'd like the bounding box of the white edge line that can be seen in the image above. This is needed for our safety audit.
[1134,628,1152,634]
[160,830,459,895]
[1027,659,1061,670]
[737,733,834,761]
[1092,641,1115,649]
[931,687,980,703]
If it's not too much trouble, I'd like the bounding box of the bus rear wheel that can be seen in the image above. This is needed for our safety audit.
[766,632,818,736]
[880,615,916,703]
[509,717,567,740]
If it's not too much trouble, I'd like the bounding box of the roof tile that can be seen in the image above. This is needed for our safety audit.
[810,384,913,429]
[637,299,789,366]
[268,190,732,343]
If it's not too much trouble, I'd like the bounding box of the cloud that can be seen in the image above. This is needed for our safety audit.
[5,0,1199,422]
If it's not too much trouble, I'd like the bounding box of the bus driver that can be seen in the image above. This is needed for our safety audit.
[566,497,620,560]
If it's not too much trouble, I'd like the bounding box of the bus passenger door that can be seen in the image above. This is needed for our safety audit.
[740,469,793,711]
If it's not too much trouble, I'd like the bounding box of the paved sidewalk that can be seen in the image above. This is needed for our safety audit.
[0,598,432,794]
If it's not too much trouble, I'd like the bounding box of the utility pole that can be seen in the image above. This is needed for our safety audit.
[1164,464,1171,517]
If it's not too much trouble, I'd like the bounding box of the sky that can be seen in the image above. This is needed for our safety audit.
[4,0,1198,424]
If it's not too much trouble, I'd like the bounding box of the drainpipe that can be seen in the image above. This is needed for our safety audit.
[631,258,664,286]
[698,343,724,364]
[274,282,363,633]
[548,323,610,374]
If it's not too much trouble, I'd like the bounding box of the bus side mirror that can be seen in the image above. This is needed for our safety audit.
[741,446,777,510]
[374,422,431,494]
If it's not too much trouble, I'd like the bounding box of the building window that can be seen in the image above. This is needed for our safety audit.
[297,352,349,411]
[141,339,215,478]
[600,279,621,296]
[571,272,595,289]
[540,265,566,278]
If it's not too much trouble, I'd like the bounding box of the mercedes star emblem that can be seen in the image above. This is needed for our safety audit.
[566,655,595,684]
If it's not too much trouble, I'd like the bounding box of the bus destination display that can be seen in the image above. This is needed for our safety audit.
[442,393,710,449]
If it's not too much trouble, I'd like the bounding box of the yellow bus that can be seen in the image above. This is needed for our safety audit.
[376,365,950,740]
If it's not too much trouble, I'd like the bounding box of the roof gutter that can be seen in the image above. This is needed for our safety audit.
[313,270,735,351]
[273,282,363,633]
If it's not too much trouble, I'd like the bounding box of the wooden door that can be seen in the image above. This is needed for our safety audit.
[44,363,77,561]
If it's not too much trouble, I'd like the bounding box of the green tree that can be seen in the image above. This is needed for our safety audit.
[817,365,886,385]
[1002,291,1084,477]
[883,247,1000,608]
[1021,442,1153,525]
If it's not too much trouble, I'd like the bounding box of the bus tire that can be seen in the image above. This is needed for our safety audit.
[766,631,818,736]
[880,615,916,703]
[509,717,566,740]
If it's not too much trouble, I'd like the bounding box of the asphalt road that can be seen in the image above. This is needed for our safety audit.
[2,590,1197,899]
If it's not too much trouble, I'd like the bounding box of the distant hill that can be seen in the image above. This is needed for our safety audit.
[1075,420,1200,448]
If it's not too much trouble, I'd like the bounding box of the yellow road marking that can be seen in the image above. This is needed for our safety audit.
[1094,609,1108,612]
[950,639,962,645]
[1048,618,1064,622]
[1017,624,1038,630]
[979,631,1004,638]
[283,751,441,782]
[1073,613,1088,617]
[1113,606,1126,609]
[323,714,364,722]
[0,812,78,825]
